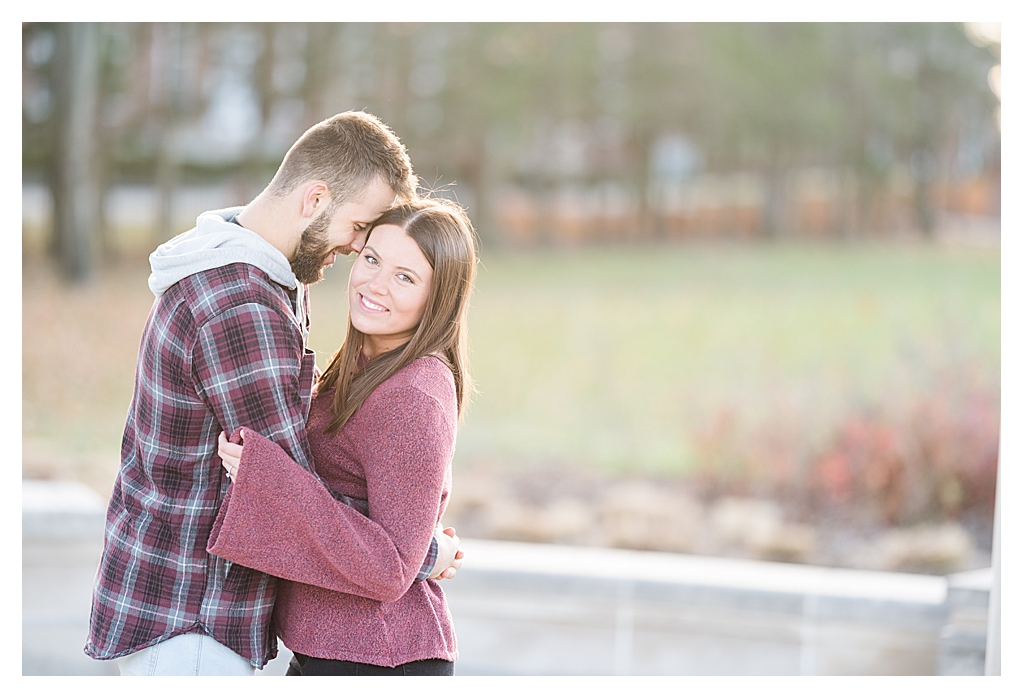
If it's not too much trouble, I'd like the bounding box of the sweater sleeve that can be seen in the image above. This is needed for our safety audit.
[207,385,455,603]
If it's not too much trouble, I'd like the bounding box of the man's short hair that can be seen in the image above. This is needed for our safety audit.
[268,111,417,206]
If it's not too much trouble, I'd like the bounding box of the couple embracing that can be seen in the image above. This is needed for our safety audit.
[85,111,476,676]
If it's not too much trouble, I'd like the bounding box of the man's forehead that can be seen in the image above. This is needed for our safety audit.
[340,197,389,218]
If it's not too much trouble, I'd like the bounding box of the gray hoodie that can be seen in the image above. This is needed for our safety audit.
[148,206,298,298]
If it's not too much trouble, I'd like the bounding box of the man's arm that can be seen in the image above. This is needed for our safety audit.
[192,301,314,470]
[194,300,456,580]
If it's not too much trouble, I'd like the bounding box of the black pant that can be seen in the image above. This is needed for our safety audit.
[287,651,454,676]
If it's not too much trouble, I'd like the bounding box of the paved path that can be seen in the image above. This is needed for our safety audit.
[22,480,293,676]
[22,479,990,675]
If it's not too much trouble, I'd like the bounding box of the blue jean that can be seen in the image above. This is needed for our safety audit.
[116,633,255,676]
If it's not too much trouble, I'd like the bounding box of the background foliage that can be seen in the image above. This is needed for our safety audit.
[22,22,1001,571]
[23,22,1000,270]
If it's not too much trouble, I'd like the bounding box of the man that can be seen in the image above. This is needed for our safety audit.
[85,111,461,675]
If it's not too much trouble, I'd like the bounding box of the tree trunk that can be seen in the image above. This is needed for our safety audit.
[51,22,101,283]
[761,164,787,240]
[460,135,493,250]
[154,137,181,244]
[914,180,937,238]
[629,127,655,240]
[150,23,184,244]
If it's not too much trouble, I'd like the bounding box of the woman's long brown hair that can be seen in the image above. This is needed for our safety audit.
[317,197,479,434]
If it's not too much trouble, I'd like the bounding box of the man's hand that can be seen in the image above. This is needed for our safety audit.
[429,525,464,581]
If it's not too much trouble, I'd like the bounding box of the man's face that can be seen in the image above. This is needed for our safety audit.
[289,177,396,284]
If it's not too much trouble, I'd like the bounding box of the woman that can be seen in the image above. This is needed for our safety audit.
[207,197,477,675]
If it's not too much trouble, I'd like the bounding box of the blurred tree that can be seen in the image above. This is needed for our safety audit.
[50,22,102,283]
[23,25,55,174]
[301,23,340,124]
[426,23,564,243]
[150,22,184,244]
[893,23,997,236]
[23,21,1000,266]
[625,23,702,238]
[693,24,840,238]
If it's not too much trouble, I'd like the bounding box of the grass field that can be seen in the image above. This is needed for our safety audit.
[444,242,1000,480]
[23,240,1000,529]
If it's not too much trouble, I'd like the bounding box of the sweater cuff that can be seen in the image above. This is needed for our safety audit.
[415,536,439,582]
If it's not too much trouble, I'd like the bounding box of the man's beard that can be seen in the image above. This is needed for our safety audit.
[289,210,335,284]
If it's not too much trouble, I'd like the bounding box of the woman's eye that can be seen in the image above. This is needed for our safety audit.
[364,255,377,265]
[397,273,412,283]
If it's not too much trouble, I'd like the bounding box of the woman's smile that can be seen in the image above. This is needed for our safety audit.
[358,293,389,313]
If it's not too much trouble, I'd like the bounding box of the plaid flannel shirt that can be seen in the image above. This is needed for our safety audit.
[85,262,437,668]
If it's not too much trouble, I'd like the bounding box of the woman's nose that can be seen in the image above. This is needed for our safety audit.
[367,272,388,295]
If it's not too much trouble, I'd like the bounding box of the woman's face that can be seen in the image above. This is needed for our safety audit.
[348,223,433,357]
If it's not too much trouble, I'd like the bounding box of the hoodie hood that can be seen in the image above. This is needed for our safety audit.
[148,206,298,297]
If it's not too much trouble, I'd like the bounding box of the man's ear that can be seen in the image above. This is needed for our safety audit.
[300,181,331,219]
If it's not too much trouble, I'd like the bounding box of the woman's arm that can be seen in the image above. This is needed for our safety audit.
[207,384,456,603]
[219,431,462,582]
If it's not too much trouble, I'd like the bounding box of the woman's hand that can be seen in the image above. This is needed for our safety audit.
[430,525,464,581]
[218,430,245,481]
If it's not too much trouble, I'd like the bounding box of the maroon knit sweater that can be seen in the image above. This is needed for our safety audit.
[207,356,457,667]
